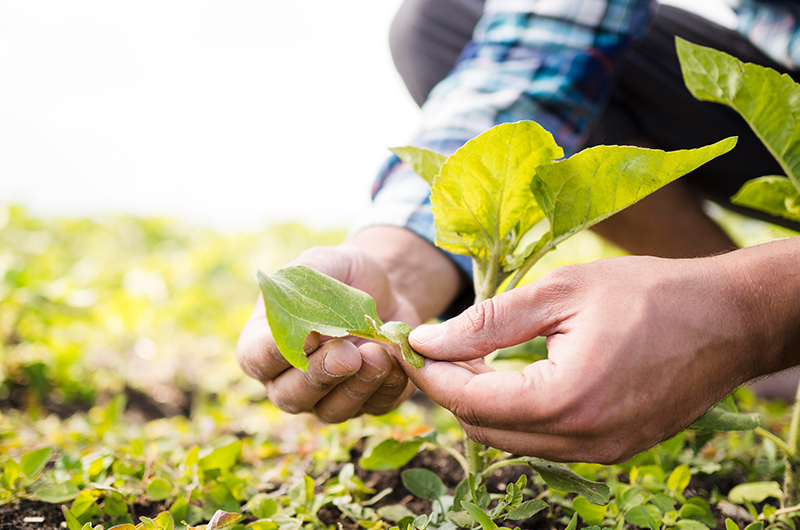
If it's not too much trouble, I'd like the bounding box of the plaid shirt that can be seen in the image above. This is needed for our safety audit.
[355,0,800,276]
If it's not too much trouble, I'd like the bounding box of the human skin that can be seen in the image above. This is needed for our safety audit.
[236,225,463,423]
[406,236,800,463]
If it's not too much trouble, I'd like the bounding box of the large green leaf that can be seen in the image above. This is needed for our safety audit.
[401,468,446,500]
[257,265,423,371]
[431,121,562,267]
[677,37,800,192]
[20,447,52,480]
[531,139,737,254]
[732,176,800,222]
[391,146,447,186]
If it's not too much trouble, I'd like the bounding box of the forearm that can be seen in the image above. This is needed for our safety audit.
[345,225,464,322]
[722,236,800,376]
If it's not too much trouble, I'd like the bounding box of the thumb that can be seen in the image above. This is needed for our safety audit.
[409,283,563,361]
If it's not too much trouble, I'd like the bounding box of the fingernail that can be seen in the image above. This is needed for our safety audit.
[323,351,355,376]
[355,359,385,382]
[410,323,445,345]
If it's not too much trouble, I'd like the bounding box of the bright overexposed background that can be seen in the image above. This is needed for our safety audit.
[0,1,734,231]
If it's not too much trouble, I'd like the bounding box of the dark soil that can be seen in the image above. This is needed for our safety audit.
[0,499,164,530]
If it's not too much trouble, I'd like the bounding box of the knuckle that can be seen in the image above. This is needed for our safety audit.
[462,424,489,447]
[267,387,308,415]
[462,298,499,348]
[314,407,348,425]
[449,395,484,428]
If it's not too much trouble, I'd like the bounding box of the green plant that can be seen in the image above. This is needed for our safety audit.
[677,37,800,511]
[256,117,744,527]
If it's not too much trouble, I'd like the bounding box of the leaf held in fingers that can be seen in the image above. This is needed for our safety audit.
[257,266,383,371]
[432,121,561,264]
[391,146,447,186]
[532,138,737,252]
[689,403,761,431]
[677,37,800,192]
[379,321,424,368]
[257,266,424,371]
[732,176,800,222]
[527,459,610,505]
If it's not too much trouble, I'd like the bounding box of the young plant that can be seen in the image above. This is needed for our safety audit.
[257,117,738,516]
[677,37,800,509]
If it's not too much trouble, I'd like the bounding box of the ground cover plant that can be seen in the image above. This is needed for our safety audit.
[3,40,800,530]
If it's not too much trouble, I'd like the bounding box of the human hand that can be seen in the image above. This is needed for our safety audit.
[405,252,786,464]
[237,244,419,423]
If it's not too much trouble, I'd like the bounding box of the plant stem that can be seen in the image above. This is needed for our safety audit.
[466,437,485,477]
[754,427,795,460]
[482,457,531,477]
[464,256,504,477]
[783,382,800,506]
[504,240,554,292]
[426,440,470,477]
[763,502,800,519]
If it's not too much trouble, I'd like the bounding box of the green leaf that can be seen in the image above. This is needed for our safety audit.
[245,494,279,519]
[379,321,424,369]
[390,146,447,186]
[677,37,800,193]
[667,465,692,493]
[625,505,661,530]
[199,441,242,473]
[689,401,761,431]
[462,501,499,530]
[680,498,715,528]
[677,521,711,530]
[36,481,80,503]
[652,494,677,514]
[532,138,737,257]
[504,499,547,521]
[71,490,98,518]
[565,512,579,530]
[21,447,52,480]
[377,504,418,523]
[573,495,607,525]
[359,438,424,471]
[744,523,764,530]
[62,505,83,530]
[1,459,21,490]
[155,512,176,530]
[528,459,610,505]
[401,468,446,500]
[728,482,783,504]
[431,121,561,267]
[725,519,741,530]
[108,525,137,530]
[732,176,800,222]
[140,517,159,530]
[257,266,423,371]
[146,477,173,502]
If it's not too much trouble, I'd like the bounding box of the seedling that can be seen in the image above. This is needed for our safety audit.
[677,37,800,509]
[257,109,739,514]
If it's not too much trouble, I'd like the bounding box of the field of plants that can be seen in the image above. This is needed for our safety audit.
[0,199,794,530]
[4,39,800,530]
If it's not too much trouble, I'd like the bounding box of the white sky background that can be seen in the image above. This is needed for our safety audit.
[0,1,733,231]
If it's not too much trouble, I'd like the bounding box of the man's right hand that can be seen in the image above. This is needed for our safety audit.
[236,226,464,423]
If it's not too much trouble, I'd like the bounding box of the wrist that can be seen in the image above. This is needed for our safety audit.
[344,225,465,322]
[717,237,800,377]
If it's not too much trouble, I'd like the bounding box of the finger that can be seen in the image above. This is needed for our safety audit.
[458,422,634,464]
[236,301,321,382]
[403,356,571,432]
[313,342,393,423]
[358,351,412,416]
[267,339,361,414]
[409,273,576,361]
